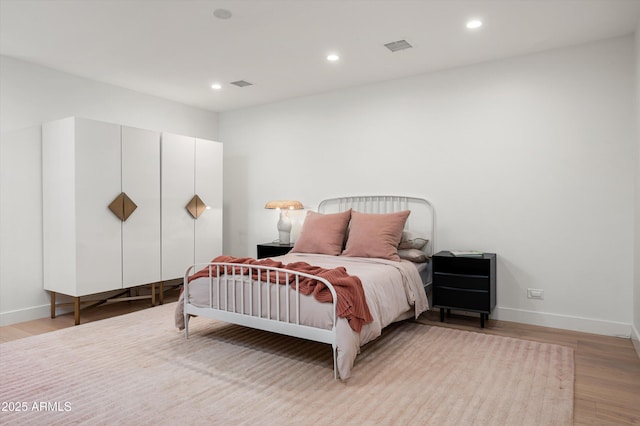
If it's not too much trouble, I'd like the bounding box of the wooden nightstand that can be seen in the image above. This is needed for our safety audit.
[257,242,295,259]
[432,251,497,328]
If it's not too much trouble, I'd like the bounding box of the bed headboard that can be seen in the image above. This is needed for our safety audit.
[317,195,435,257]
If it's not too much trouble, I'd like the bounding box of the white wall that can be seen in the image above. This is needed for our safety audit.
[634,26,640,356]
[0,56,218,325]
[220,36,636,337]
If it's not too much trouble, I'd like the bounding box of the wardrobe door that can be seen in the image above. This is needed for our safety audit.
[43,118,78,296]
[121,126,161,287]
[194,138,223,265]
[161,133,195,280]
[44,117,122,296]
[74,118,123,294]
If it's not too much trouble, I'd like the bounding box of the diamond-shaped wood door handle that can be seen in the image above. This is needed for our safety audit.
[108,192,137,221]
[186,194,206,219]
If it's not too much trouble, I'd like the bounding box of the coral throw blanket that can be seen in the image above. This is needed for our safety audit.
[188,255,373,332]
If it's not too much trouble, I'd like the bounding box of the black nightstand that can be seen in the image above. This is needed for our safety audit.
[257,242,295,259]
[432,251,496,328]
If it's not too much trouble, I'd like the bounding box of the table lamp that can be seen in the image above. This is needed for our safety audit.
[264,200,303,244]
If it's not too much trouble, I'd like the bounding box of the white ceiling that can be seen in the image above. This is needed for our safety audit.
[2,0,640,113]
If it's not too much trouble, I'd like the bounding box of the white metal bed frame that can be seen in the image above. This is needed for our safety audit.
[183,195,435,379]
[183,263,339,377]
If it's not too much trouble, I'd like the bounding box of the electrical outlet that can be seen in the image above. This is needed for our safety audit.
[527,288,544,300]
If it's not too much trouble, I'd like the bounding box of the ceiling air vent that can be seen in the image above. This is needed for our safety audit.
[384,40,412,52]
[230,80,253,87]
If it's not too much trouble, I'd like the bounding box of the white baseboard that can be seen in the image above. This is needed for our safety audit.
[0,304,54,326]
[0,286,170,327]
[493,307,632,338]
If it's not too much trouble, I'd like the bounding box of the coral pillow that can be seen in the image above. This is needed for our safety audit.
[291,209,352,255]
[342,210,410,261]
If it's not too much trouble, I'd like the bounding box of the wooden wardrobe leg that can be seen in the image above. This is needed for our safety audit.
[151,283,156,306]
[159,282,164,305]
[50,291,56,318]
[74,297,80,325]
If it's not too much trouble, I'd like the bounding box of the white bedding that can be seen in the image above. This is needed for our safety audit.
[176,252,429,379]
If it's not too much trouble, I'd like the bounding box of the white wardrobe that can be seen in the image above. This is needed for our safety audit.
[161,132,223,280]
[42,117,222,313]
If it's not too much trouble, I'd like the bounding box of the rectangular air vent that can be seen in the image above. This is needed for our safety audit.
[230,80,253,87]
[384,40,412,52]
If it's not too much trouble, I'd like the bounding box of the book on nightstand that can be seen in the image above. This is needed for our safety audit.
[449,250,485,257]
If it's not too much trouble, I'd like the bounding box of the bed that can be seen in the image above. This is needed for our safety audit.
[176,195,435,380]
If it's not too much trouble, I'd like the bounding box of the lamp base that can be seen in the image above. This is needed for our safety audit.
[276,210,292,244]
[277,231,291,245]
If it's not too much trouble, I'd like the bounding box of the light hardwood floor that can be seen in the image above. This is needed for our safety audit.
[0,287,182,343]
[1,297,639,425]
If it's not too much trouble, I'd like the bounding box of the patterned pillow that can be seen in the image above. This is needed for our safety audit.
[399,231,428,250]
[398,249,427,263]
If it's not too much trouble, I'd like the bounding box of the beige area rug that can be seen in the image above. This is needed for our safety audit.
[0,303,573,425]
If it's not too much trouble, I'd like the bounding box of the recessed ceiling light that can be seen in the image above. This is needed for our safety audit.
[213,9,232,20]
[211,83,222,90]
[466,20,483,29]
[327,54,340,62]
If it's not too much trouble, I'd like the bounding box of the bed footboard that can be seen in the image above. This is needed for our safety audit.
[183,263,339,379]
